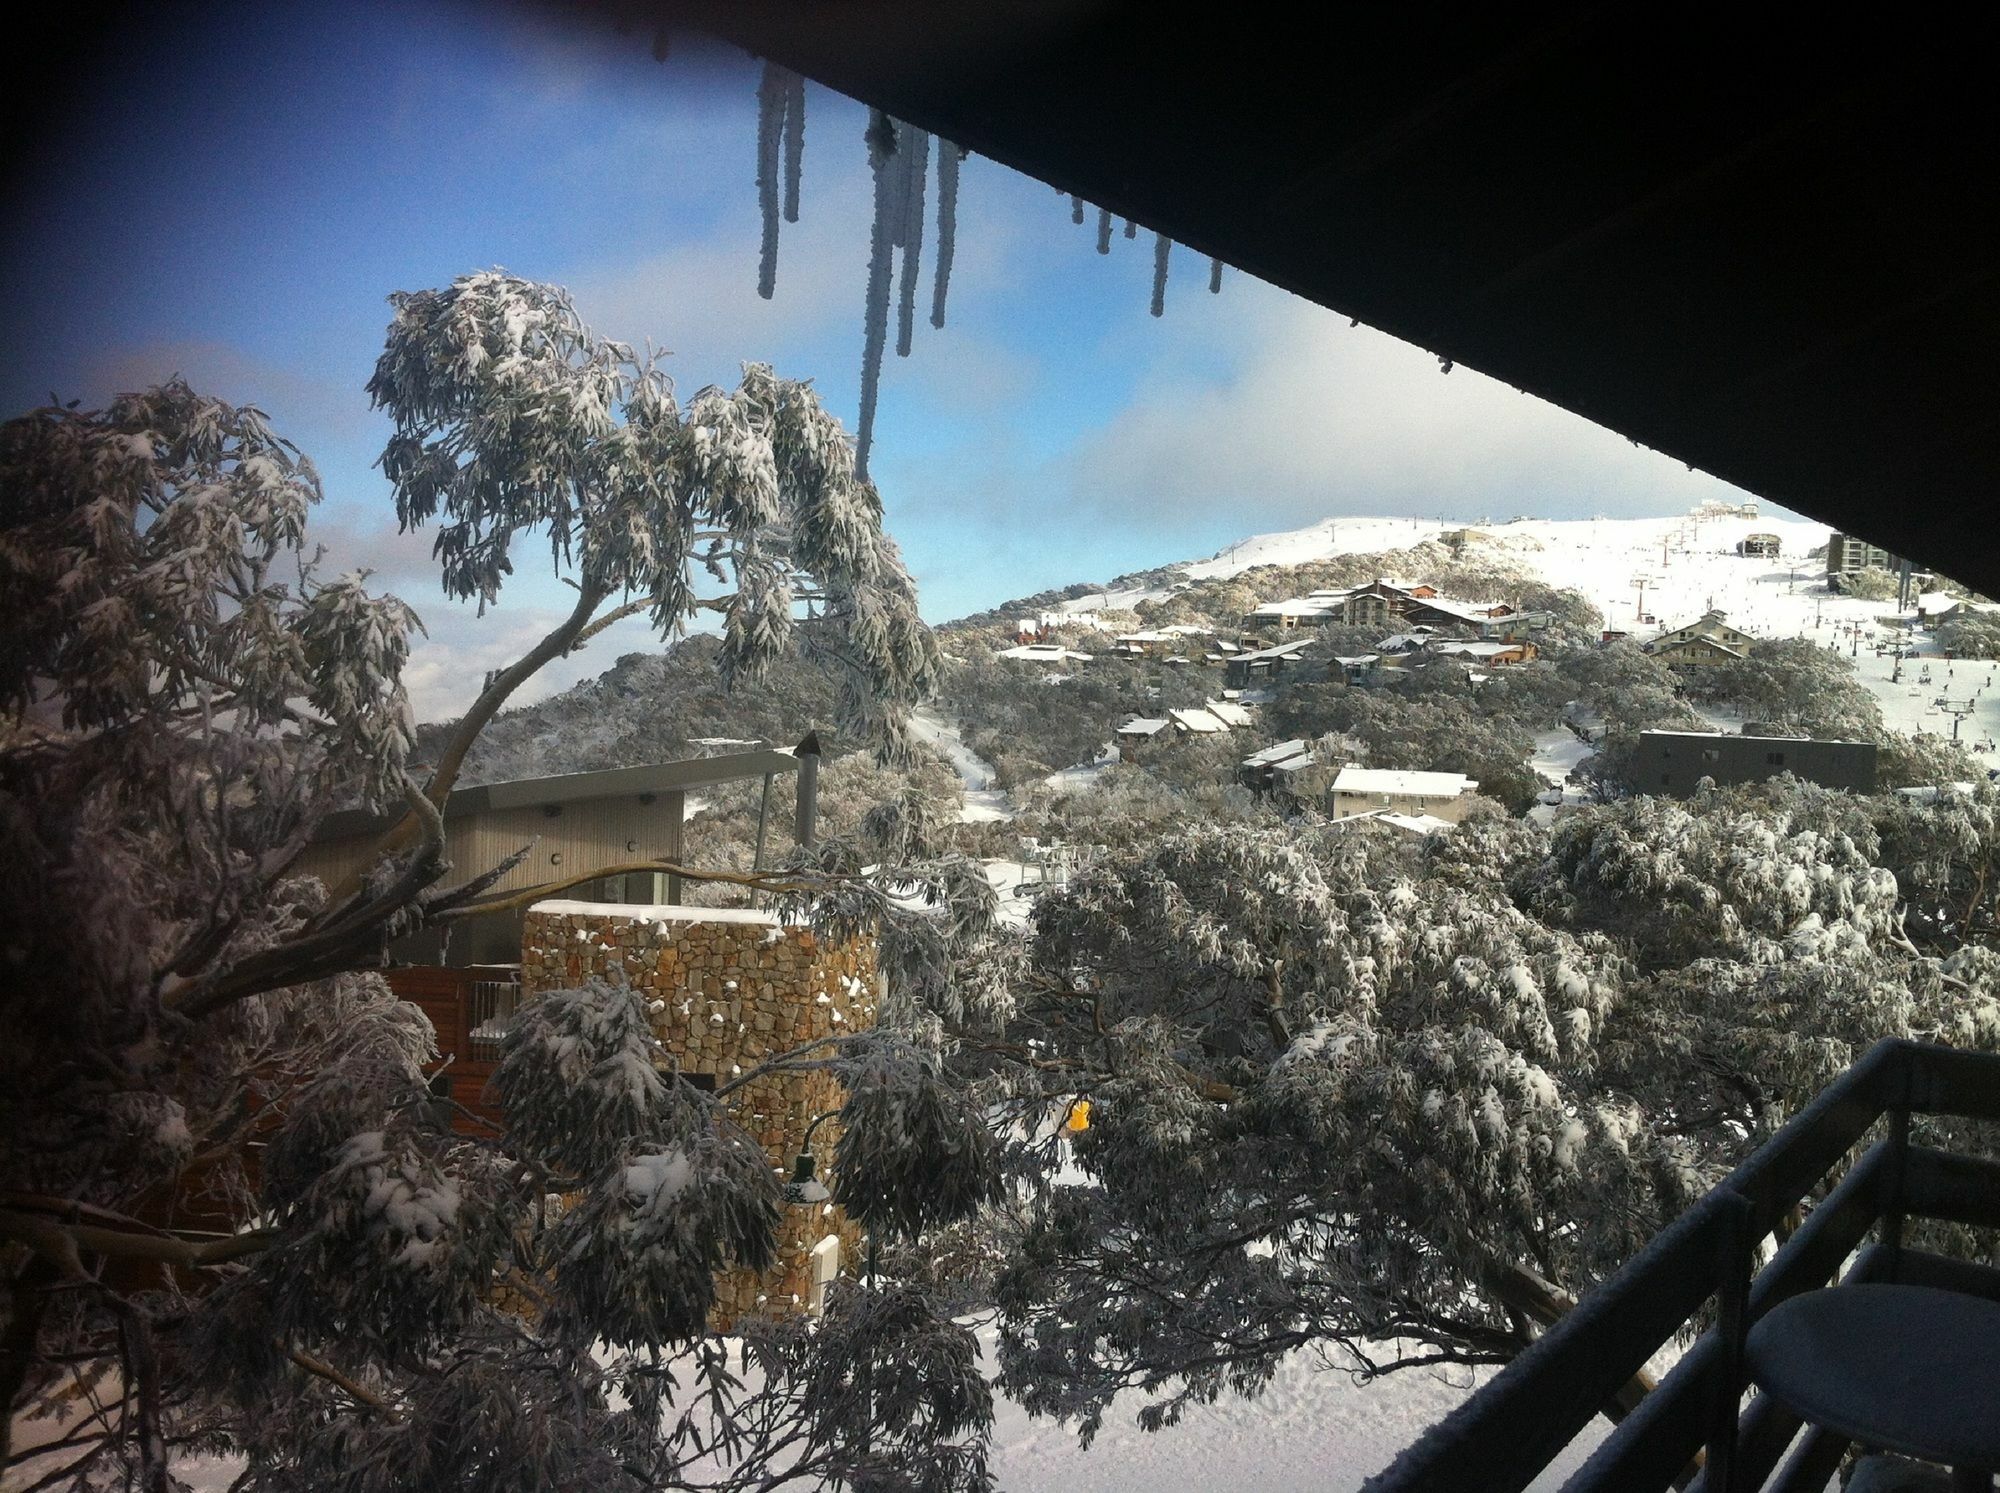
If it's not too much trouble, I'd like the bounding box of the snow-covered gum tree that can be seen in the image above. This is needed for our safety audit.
[979,781,2000,1441]
[0,272,997,1492]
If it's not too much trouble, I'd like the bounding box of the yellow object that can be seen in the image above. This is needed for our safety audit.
[1064,1100,1092,1133]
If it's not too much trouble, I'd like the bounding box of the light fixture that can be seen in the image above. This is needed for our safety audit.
[1064,1099,1092,1134]
[784,1152,831,1206]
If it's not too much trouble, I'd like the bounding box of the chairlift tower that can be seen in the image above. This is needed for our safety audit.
[1938,698,1977,740]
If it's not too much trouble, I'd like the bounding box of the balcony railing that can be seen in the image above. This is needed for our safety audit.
[1364,1038,2000,1493]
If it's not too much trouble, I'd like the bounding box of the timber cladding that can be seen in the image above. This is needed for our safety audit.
[520,902,878,1328]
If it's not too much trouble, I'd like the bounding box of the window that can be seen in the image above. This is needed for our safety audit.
[1767,751,1786,766]
[1702,749,1720,763]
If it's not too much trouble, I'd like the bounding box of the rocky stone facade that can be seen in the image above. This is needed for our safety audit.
[520,900,877,1327]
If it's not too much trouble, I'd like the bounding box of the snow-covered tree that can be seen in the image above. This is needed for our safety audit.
[0,272,994,1492]
[977,783,2000,1441]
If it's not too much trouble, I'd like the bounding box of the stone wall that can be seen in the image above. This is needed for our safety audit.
[520,900,876,1328]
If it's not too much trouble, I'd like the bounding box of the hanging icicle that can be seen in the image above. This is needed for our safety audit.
[754,63,788,300]
[781,71,805,224]
[1124,217,1138,239]
[896,128,930,357]
[855,110,898,481]
[1070,194,1085,224]
[930,141,961,329]
[1209,257,1224,294]
[1151,232,1171,318]
[1096,208,1113,255]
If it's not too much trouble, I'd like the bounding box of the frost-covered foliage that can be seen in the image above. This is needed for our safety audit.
[977,782,2000,1439]
[370,270,939,760]
[1937,610,2000,659]
[2,304,983,1489]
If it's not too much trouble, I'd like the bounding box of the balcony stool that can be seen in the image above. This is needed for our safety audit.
[1847,1457,1957,1493]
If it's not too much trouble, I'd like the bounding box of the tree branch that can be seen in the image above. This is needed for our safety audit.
[279,1341,402,1419]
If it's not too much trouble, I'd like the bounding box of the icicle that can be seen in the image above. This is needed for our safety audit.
[896,128,930,357]
[1151,232,1171,318]
[1124,217,1138,239]
[1209,256,1224,293]
[755,63,786,300]
[781,71,805,224]
[930,141,961,330]
[1096,207,1113,255]
[855,111,897,480]
[1070,194,1085,224]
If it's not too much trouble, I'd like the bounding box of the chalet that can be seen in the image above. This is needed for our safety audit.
[1243,596,1338,629]
[1916,591,1965,625]
[1477,610,1552,639]
[1225,639,1310,688]
[1114,716,1170,760]
[1636,729,1879,796]
[1204,697,1253,727]
[1013,616,1042,642]
[1330,653,1382,685]
[1736,532,1782,557]
[1643,610,1755,667]
[1167,706,1229,735]
[1375,629,1435,655]
[1328,765,1480,822]
[1238,738,1314,790]
[1329,809,1458,838]
[1430,639,1538,665]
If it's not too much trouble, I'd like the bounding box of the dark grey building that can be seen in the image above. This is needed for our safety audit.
[1636,730,1878,797]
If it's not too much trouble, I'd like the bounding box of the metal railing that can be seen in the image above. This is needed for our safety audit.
[466,978,521,1063]
[1364,1039,2000,1493]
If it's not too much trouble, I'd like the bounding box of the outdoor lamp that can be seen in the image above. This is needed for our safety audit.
[1065,1099,1092,1134]
[785,1151,831,1206]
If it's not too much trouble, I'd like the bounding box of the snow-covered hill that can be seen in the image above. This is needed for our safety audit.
[1059,507,2000,749]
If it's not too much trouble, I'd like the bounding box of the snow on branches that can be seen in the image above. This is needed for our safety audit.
[368,270,939,758]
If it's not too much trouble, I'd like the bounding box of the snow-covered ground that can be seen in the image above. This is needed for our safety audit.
[988,1332,1602,1491]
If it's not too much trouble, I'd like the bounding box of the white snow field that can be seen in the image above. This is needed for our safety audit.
[987,1331,1602,1491]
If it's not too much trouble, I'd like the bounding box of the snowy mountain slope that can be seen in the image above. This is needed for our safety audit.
[1053,506,2000,749]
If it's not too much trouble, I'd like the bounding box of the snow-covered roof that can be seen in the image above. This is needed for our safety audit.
[530,900,782,925]
[1376,812,1456,835]
[1205,698,1254,727]
[1116,629,1174,643]
[1236,640,1312,664]
[1917,591,1963,613]
[1375,632,1432,653]
[1242,738,1313,767]
[1332,654,1381,667]
[1249,597,1336,618]
[1431,640,1524,659]
[1168,707,1230,733]
[1331,766,1479,797]
[1116,717,1170,737]
[998,643,1093,662]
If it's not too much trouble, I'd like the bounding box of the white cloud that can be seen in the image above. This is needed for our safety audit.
[1071,285,1758,527]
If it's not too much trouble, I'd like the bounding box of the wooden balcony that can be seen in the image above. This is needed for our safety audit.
[1365,1039,2000,1493]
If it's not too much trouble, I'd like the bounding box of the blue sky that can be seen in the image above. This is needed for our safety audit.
[0,0,1763,718]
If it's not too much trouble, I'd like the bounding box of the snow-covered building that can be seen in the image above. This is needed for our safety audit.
[1735,532,1782,557]
[1167,706,1230,735]
[1204,697,1254,728]
[1430,639,1538,665]
[1328,765,1480,822]
[1243,596,1340,629]
[1239,738,1316,790]
[1114,716,1171,761]
[1643,609,1756,667]
[1916,591,1965,625]
[1225,639,1312,688]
